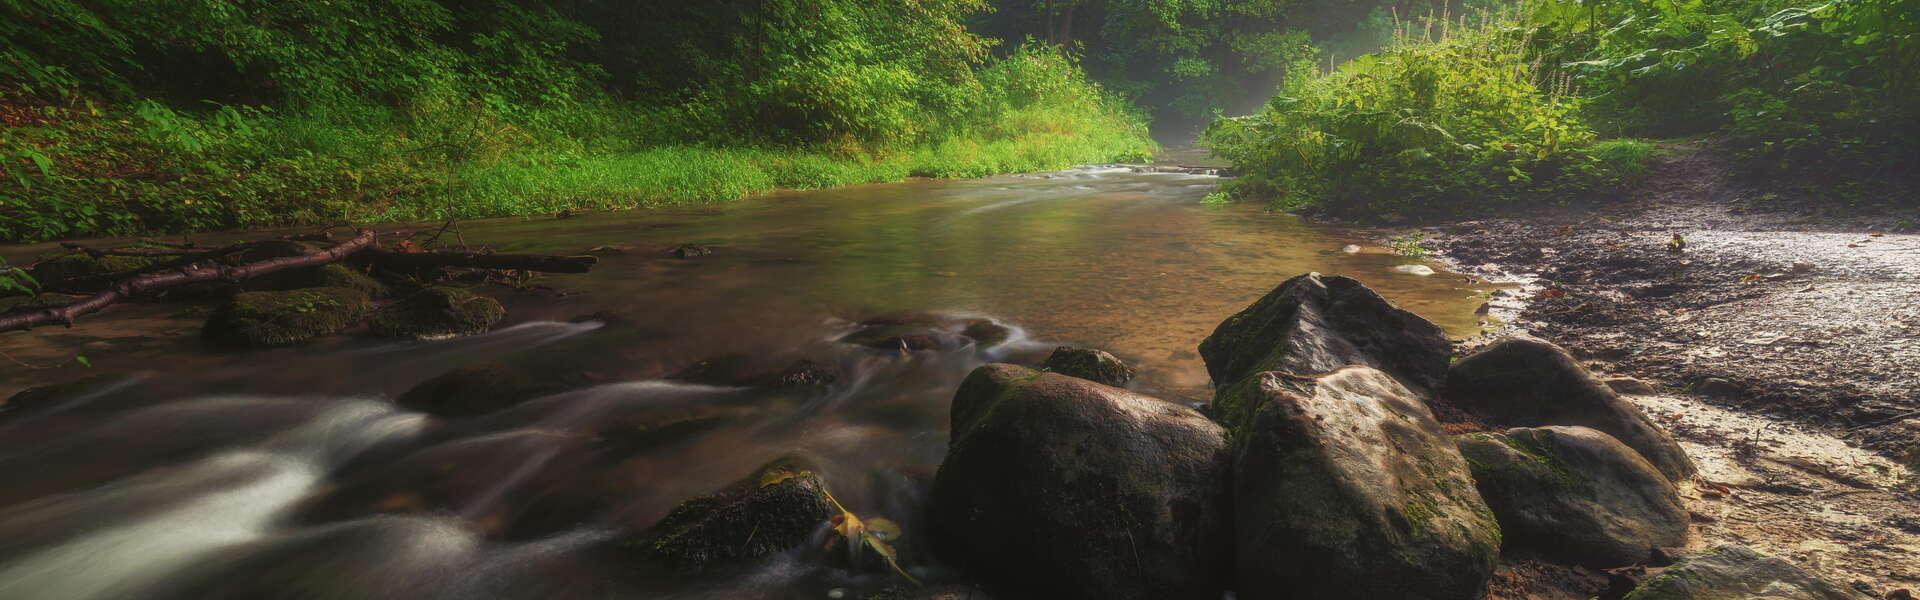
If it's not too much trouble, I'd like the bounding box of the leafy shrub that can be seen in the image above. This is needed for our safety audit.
[1530,0,1919,174]
[1203,15,1647,217]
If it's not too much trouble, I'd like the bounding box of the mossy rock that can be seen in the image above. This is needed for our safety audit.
[631,456,835,572]
[203,287,373,348]
[27,252,157,288]
[1457,426,1688,568]
[1230,366,1500,600]
[369,287,504,340]
[930,364,1232,600]
[245,264,388,297]
[1040,346,1135,387]
[1623,545,1868,600]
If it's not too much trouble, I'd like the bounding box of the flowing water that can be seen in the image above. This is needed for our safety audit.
[0,164,1494,598]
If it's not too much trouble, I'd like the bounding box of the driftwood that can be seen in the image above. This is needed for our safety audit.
[0,230,379,333]
[3,228,604,334]
[364,249,598,273]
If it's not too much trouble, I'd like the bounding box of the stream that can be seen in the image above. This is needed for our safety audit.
[0,164,1493,598]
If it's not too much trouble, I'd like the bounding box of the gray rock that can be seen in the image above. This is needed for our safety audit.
[1606,376,1659,395]
[1041,346,1135,387]
[1457,426,1689,568]
[1199,273,1453,393]
[930,364,1231,600]
[1624,544,1869,600]
[1231,367,1500,600]
[1443,336,1696,481]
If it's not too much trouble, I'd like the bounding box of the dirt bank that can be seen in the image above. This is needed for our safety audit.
[1424,142,1920,595]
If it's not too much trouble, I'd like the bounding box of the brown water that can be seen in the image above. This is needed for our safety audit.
[0,165,1490,599]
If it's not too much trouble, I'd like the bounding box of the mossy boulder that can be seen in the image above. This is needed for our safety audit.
[1199,272,1453,393]
[1231,366,1500,600]
[1041,346,1135,387]
[203,287,373,347]
[630,456,836,572]
[1443,335,1696,481]
[930,364,1232,600]
[27,252,157,289]
[369,287,504,340]
[252,264,387,297]
[1457,426,1689,568]
[1623,545,1868,600]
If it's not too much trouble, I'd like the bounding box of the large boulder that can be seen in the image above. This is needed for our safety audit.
[369,287,505,340]
[1623,545,1869,600]
[628,456,836,573]
[1230,366,1500,600]
[1199,273,1452,392]
[202,286,373,347]
[930,364,1231,600]
[1443,336,1696,481]
[1457,426,1689,568]
[1041,346,1135,387]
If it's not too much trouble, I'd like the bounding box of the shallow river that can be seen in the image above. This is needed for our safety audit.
[0,165,1491,598]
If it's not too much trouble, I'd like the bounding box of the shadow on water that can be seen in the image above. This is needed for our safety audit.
[0,165,1495,598]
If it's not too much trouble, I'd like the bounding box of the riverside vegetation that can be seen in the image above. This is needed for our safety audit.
[1203,0,1917,218]
[0,0,1153,243]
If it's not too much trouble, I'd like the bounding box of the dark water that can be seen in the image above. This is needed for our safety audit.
[0,166,1491,598]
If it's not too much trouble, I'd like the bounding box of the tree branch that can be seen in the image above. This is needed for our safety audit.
[0,229,378,333]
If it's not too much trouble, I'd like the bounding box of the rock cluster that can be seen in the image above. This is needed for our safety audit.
[923,272,1725,599]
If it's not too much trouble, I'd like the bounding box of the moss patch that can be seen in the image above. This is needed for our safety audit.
[369,287,504,340]
[203,286,373,347]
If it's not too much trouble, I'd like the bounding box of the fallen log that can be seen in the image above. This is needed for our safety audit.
[0,229,378,333]
[362,249,598,273]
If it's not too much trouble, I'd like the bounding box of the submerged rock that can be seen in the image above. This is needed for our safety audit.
[1457,426,1688,568]
[1198,272,1452,393]
[631,456,835,572]
[1443,336,1696,480]
[1229,367,1500,600]
[397,361,586,417]
[666,354,839,390]
[667,243,713,258]
[202,287,373,347]
[1040,346,1134,387]
[838,314,1010,352]
[369,287,505,340]
[1623,545,1868,600]
[930,364,1231,600]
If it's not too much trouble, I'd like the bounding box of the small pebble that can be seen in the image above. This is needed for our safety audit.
[1341,244,1361,253]
[1394,264,1435,276]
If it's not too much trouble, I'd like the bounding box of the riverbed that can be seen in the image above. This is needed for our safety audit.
[0,165,1491,598]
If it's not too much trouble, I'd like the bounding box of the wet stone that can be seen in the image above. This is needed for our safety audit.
[1040,346,1134,387]
[368,287,505,341]
[202,286,373,348]
[627,456,835,573]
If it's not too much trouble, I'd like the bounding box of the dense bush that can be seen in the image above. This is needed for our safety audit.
[1529,0,1918,175]
[1202,17,1652,217]
[0,1,1151,242]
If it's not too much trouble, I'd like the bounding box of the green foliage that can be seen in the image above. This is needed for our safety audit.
[1529,0,1919,174]
[975,0,1508,135]
[1203,16,1652,217]
[0,1,1152,242]
[0,257,35,297]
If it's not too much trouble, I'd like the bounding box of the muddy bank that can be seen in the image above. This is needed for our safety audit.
[1423,142,1920,593]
